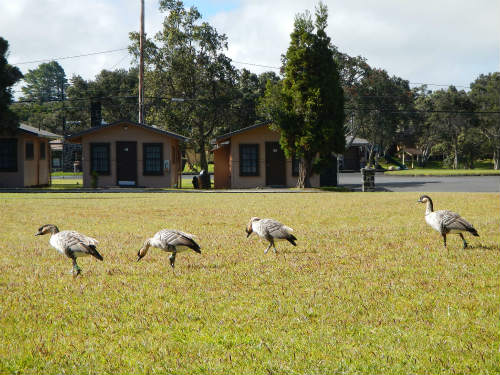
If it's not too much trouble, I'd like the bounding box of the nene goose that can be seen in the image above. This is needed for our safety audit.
[35,224,103,277]
[417,195,479,248]
[136,229,201,269]
[246,217,297,253]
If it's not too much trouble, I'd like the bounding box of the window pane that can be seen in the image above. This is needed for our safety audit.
[144,144,162,174]
[25,142,34,160]
[40,142,46,160]
[91,144,109,174]
[240,144,258,176]
[0,139,17,171]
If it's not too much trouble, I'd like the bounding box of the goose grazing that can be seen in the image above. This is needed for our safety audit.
[246,217,297,253]
[136,229,201,269]
[417,195,479,249]
[35,224,103,277]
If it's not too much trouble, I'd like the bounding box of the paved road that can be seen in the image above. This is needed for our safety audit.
[339,172,500,192]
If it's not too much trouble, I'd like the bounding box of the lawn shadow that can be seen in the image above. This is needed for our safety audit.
[468,243,500,251]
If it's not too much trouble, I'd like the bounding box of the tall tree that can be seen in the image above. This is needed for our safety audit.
[261,3,345,188]
[429,86,476,169]
[21,61,67,102]
[129,0,238,172]
[469,72,500,169]
[0,37,23,133]
[65,68,138,131]
[354,68,413,166]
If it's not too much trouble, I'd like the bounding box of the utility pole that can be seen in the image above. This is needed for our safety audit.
[61,79,66,172]
[138,0,145,123]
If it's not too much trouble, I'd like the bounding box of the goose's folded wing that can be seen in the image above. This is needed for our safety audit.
[263,220,290,239]
[440,211,473,231]
[60,231,97,254]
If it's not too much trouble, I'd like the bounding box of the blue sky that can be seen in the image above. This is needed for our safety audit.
[185,0,240,17]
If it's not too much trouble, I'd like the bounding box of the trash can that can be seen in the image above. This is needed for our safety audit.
[198,169,211,189]
[361,168,375,192]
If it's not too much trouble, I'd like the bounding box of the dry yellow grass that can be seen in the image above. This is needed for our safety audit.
[0,192,498,374]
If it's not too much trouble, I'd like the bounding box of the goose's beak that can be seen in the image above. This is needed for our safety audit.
[35,232,41,236]
[136,251,143,262]
[246,231,251,238]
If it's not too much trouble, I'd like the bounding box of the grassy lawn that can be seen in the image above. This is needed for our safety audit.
[51,171,83,177]
[0,192,498,374]
[385,169,500,176]
[49,178,83,189]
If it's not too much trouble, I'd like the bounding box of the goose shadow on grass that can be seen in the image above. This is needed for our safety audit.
[467,243,500,251]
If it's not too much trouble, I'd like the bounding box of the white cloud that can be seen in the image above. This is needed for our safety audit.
[1,0,498,95]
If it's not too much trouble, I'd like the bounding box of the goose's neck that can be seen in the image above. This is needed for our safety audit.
[425,200,434,215]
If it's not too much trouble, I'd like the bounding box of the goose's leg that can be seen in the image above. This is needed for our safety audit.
[264,241,272,254]
[169,249,177,269]
[442,233,447,248]
[72,258,81,278]
[459,233,468,249]
[272,240,277,254]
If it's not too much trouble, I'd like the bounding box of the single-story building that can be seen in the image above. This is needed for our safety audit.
[212,122,321,189]
[340,136,370,171]
[0,124,59,188]
[66,120,188,188]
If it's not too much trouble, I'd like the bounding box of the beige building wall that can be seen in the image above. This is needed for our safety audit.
[228,126,319,189]
[0,134,50,188]
[79,124,180,188]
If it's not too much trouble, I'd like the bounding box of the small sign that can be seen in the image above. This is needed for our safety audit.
[164,159,170,171]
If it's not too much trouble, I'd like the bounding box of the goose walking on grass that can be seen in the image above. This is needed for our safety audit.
[246,217,297,254]
[417,195,479,249]
[35,224,103,277]
[136,229,201,270]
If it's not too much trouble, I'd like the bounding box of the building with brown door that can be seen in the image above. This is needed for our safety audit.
[212,122,320,189]
[0,124,59,188]
[66,120,188,188]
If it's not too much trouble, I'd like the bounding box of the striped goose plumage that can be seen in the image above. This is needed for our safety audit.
[246,217,297,254]
[417,195,479,249]
[136,229,201,269]
[35,224,103,277]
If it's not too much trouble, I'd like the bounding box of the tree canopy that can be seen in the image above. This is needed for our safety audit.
[21,61,67,102]
[0,37,23,134]
[261,2,345,187]
[129,0,238,172]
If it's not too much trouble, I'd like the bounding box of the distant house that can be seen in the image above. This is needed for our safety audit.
[66,120,188,188]
[0,124,59,188]
[49,139,82,172]
[212,122,321,189]
[340,136,370,171]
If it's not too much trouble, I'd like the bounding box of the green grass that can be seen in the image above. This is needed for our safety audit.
[385,169,500,176]
[51,171,83,176]
[0,193,498,374]
[383,159,499,176]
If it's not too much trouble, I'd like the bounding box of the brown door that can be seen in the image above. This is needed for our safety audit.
[265,142,286,186]
[116,141,137,186]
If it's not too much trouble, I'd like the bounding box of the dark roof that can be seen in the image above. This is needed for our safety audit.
[18,124,60,138]
[65,120,189,142]
[346,136,370,147]
[215,121,272,142]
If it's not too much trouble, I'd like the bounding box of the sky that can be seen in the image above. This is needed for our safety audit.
[1,0,499,96]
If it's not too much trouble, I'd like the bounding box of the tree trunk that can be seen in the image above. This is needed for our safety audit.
[494,148,500,170]
[453,142,458,169]
[297,157,313,188]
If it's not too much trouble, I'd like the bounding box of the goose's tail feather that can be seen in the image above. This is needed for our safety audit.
[88,245,104,261]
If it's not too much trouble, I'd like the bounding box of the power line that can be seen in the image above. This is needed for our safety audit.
[232,60,281,70]
[12,48,129,65]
